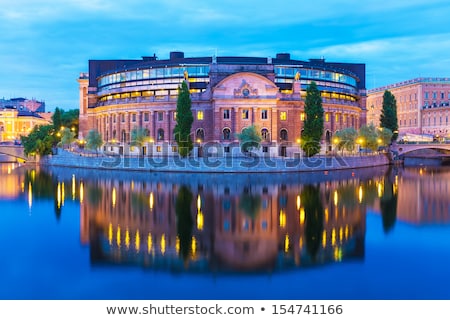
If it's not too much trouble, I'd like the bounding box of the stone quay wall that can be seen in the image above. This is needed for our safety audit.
[40,149,390,173]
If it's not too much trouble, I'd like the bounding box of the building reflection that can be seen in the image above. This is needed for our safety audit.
[79,173,372,273]
[7,163,449,272]
[0,163,25,199]
[396,167,450,224]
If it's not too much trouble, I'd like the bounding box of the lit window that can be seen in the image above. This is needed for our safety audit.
[242,110,249,119]
[197,110,204,120]
[335,114,339,122]
[300,113,305,121]
[173,112,177,121]
[280,111,287,121]
[325,113,330,122]
[261,109,268,120]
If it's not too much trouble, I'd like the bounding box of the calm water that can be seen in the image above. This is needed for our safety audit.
[0,163,449,300]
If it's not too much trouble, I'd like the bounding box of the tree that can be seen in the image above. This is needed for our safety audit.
[85,129,103,155]
[60,127,75,148]
[174,81,194,157]
[236,125,262,154]
[21,124,56,156]
[301,81,324,157]
[130,127,149,147]
[380,90,398,141]
[52,107,62,130]
[358,124,378,151]
[378,127,393,147]
[334,127,358,152]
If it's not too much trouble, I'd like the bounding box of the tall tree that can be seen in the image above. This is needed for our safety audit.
[52,107,62,130]
[380,90,398,141]
[301,81,324,157]
[174,81,194,157]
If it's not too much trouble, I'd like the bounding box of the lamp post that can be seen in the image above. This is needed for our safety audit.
[357,137,364,156]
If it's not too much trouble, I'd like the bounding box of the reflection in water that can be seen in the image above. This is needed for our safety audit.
[380,167,398,233]
[175,186,194,261]
[301,185,323,260]
[3,163,450,274]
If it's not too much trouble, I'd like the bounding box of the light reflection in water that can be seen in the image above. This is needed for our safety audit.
[3,164,450,274]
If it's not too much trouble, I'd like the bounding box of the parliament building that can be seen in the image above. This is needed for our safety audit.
[78,51,366,156]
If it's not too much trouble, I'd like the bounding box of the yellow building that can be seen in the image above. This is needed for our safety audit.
[0,108,51,142]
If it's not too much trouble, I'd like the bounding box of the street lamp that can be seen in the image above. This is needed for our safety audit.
[357,137,364,155]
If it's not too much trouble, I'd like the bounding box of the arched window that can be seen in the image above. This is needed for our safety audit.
[157,128,164,141]
[261,128,270,141]
[196,128,205,141]
[223,128,231,140]
[280,129,288,141]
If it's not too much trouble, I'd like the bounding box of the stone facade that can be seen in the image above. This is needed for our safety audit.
[367,78,450,138]
[79,52,367,156]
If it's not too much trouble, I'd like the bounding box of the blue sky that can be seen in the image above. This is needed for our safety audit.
[1,0,450,111]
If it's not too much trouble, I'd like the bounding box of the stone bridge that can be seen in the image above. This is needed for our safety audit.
[390,143,450,157]
[0,145,30,162]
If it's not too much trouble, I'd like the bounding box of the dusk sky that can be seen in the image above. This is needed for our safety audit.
[2,0,450,111]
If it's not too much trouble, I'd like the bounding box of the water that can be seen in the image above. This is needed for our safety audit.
[0,163,449,300]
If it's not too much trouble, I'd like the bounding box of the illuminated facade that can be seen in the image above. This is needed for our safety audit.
[367,78,450,138]
[0,108,51,142]
[79,51,366,156]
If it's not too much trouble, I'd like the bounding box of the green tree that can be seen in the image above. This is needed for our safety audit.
[380,90,398,141]
[301,81,324,157]
[85,129,103,155]
[334,127,358,152]
[52,107,62,130]
[378,127,393,147]
[60,109,79,136]
[60,127,75,148]
[174,81,194,157]
[21,124,56,156]
[236,125,262,154]
[130,127,150,147]
[358,124,378,151]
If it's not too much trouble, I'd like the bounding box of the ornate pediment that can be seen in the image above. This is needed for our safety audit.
[233,79,258,98]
